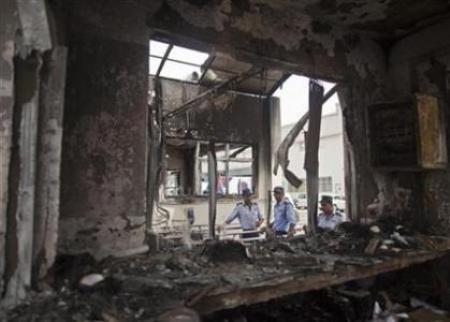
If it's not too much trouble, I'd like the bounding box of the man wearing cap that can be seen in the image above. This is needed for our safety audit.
[223,188,263,238]
[271,186,296,237]
[318,195,343,231]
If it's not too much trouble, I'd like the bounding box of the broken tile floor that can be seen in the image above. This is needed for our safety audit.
[5,217,450,321]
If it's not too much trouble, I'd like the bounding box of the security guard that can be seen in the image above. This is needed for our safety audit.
[224,188,263,238]
[318,195,343,231]
[271,186,296,237]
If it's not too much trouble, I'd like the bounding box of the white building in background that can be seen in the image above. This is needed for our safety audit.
[273,103,345,198]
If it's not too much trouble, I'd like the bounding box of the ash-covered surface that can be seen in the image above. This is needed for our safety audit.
[6,218,450,321]
[6,245,267,321]
[205,289,373,322]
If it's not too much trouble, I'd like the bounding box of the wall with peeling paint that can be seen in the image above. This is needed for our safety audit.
[0,0,18,297]
[388,18,450,235]
[59,34,149,259]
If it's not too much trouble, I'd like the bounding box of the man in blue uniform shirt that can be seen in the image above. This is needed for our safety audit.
[271,186,296,237]
[317,195,343,231]
[224,188,263,238]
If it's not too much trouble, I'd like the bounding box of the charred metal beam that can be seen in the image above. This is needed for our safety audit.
[273,84,339,188]
[146,78,163,251]
[207,141,217,239]
[155,44,173,77]
[267,73,290,96]
[305,80,325,235]
[322,84,339,103]
[228,146,249,158]
[163,68,262,120]
[273,111,309,188]
[198,55,215,84]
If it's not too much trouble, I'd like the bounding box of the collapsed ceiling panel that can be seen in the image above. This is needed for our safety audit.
[150,39,286,95]
[208,52,252,74]
[149,39,210,83]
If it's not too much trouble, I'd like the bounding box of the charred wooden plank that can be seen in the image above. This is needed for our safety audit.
[191,250,450,315]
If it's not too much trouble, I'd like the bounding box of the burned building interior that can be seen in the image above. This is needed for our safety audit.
[2,0,450,321]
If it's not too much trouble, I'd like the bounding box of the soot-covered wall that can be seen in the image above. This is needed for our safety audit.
[59,33,149,258]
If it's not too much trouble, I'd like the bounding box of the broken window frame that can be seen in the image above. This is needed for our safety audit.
[164,170,182,197]
[163,139,257,200]
[196,142,255,197]
[149,40,210,84]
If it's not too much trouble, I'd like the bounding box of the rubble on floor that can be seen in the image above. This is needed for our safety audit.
[205,287,450,322]
[5,218,450,321]
[298,215,446,256]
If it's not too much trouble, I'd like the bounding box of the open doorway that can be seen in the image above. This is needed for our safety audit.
[148,37,280,232]
[272,75,346,232]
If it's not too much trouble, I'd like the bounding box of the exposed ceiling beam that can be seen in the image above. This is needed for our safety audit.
[267,73,291,96]
[156,44,173,77]
[163,67,263,120]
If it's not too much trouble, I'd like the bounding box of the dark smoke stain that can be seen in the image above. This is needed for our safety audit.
[4,52,41,295]
[184,0,213,7]
[319,0,337,12]
[231,0,250,13]
[424,58,447,96]
[76,227,100,236]
[91,154,106,184]
[311,21,332,33]
[337,2,361,14]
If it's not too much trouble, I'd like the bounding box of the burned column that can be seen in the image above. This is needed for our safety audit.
[4,52,42,307]
[32,47,68,286]
[208,141,217,239]
[146,78,163,251]
[304,80,324,235]
[0,0,17,297]
[59,34,148,258]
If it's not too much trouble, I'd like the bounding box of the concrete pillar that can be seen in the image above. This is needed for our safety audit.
[267,97,281,223]
[32,47,68,285]
[4,52,42,307]
[0,0,18,297]
[259,97,277,222]
[59,34,148,259]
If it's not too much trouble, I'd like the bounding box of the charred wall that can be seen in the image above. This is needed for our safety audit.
[342,17,450,234]
[0,0,18,297]
[389,18,450,235]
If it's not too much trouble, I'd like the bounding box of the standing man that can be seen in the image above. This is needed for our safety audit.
[318,195,343,231]
[223,188,263,238]
[271,186,296,237]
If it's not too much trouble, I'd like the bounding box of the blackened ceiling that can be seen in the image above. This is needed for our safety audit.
[148,0,450,38]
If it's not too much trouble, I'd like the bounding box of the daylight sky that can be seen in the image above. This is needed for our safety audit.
[273,75,340,126]
[149,40,340,127]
